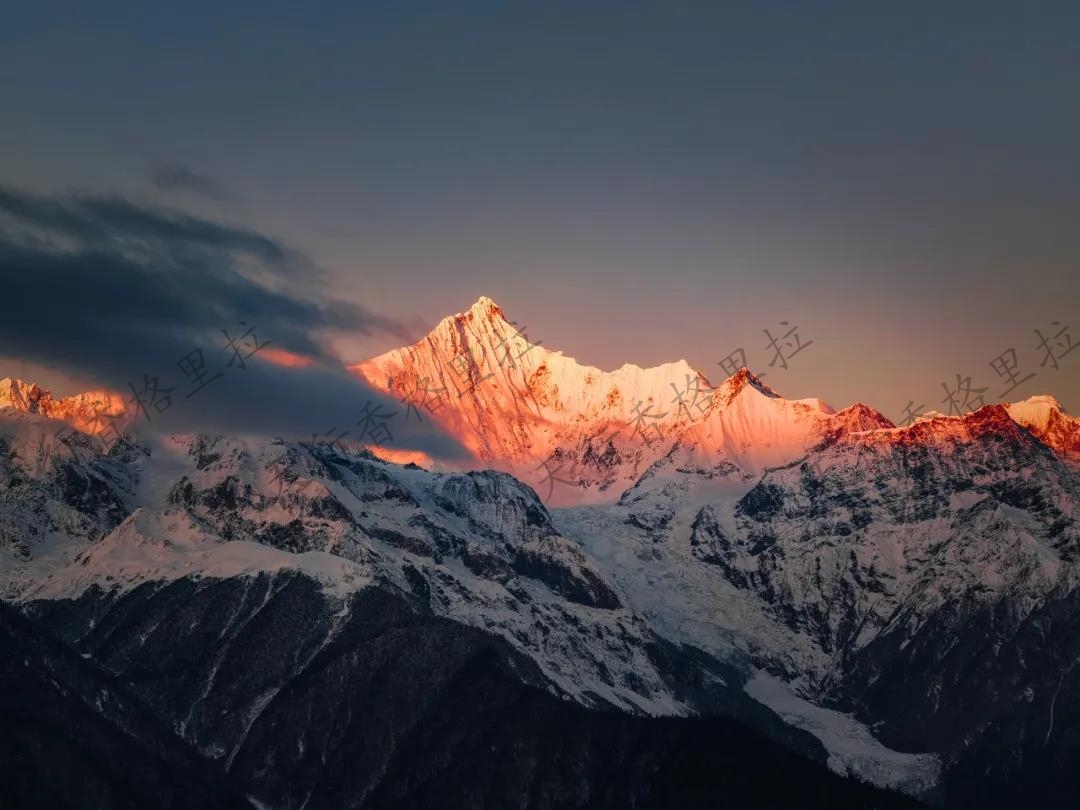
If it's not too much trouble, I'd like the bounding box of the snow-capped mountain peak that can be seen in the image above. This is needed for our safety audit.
[0,377,126,433]
[1006,394,1067,428]
[1005,394,1080,457]
[468,294,506,320]
[715,367,780,402]
[351,298,1080,502]
[0,377,51,413]
[350,297,719,476]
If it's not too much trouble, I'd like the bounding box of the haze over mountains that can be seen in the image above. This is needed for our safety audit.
[2,296,1080,808]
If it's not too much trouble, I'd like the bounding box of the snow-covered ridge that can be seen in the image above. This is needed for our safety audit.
[6,298,1076,505]
[0,430,683,716]
[348,297,878,495]
[350,297,707,455]
[1006,395,1080,456]
[0,376,126,434]
[3,367,1078,801]
[348,297,1077,503]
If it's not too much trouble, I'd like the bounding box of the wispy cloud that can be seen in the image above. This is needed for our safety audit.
[149,161,231,202]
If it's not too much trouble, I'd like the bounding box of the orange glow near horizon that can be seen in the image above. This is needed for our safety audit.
[260,347,315,369]
[365,445,434,468]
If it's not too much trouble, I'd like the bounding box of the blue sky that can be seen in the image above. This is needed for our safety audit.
[3,0,1079,420]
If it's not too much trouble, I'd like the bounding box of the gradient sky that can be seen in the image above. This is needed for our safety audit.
[3,0,1079,422]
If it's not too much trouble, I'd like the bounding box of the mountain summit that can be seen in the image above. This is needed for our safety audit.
[351,297,706,477]
[1006,395,1080,457]
[0,377,125,433]
[349,298,897,501]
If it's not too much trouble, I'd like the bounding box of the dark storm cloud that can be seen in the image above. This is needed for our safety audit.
[0,184,466,458]
[0,185,280,265]
[149,161,231,201]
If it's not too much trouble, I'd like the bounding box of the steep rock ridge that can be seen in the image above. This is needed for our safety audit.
[0,410,138,558]
[726,405,1075,657]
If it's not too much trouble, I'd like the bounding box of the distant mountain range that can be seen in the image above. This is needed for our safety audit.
[2,296,1079,808]
[350,297,1079,501]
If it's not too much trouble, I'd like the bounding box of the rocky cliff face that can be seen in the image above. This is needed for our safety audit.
[0,410,137,558]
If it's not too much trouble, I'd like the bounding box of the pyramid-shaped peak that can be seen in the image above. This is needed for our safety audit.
[464,296,508,322]
[723,367,780,399]
[834,401,895,431]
